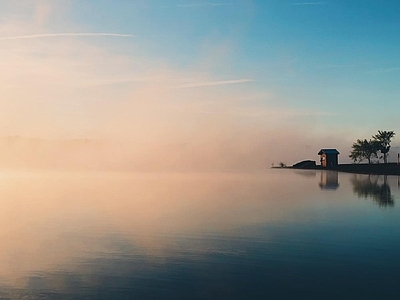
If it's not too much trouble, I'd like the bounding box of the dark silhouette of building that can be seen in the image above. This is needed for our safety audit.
[318,149,340,168]
[292,160,316,169]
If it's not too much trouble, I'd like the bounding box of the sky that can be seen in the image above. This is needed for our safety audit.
[1,0,400,167]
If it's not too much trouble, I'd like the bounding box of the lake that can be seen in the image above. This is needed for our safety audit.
[0,169,399,299]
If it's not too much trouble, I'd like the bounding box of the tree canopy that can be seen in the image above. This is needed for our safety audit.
[349,139,379,164]
[373,130,395,163]
[350,131,395,164]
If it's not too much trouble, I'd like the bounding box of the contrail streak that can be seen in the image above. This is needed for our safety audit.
[0,32,134,41]
[175,79,253,88]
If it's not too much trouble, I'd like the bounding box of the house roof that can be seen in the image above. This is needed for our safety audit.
[318,149,340,155]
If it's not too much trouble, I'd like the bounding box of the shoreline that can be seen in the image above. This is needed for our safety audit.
[282,163,400,176]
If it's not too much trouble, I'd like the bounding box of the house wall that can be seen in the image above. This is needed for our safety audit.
[326,154,338,167]
[320,154,339,168]
[320,154,327,167]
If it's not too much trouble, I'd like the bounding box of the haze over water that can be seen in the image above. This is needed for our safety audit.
[1,169,400,299]
[2,1,400,298]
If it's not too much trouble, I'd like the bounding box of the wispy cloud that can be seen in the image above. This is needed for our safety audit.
[317,63,358,69]
[173,79,253,89]
[88,77,152,86]
[291,2,327,5]
[365,67,400,74]
[177,3,233,8]
[0,33,134,41]
[219,108,335,118]
[150,104,333,118]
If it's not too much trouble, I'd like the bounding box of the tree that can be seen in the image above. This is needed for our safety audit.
[349,139,379,164]
[373,130,395,163]
[349,139,364,163]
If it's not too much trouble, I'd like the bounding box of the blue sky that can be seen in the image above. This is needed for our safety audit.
[1,0,399,164]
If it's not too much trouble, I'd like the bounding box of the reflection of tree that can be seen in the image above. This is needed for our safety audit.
[350,175,394,207]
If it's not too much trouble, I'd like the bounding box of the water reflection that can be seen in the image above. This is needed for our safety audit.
[0,171,319,289]
[293,170,317,178]
[350,174,395,207]
[319,171,340,190]
[1,170,400,298]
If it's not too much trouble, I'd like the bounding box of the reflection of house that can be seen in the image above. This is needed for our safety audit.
[319,171,339,190]
[318,149,340,168]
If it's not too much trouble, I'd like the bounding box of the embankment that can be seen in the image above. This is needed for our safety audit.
[289,162,400,175]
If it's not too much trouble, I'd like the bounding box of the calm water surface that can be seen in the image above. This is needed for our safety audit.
[0,169,400,299]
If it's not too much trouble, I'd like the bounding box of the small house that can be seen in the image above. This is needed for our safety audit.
[318,149,340,168]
